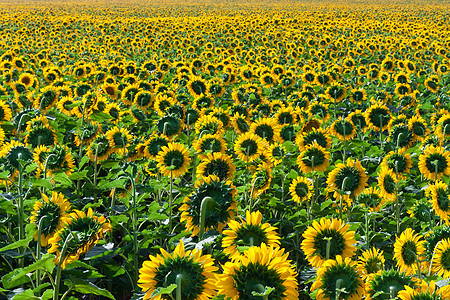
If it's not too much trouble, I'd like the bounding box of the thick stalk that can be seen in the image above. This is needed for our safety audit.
[176,274,183,300]
[53,233,73,300]
[198,197,213,240]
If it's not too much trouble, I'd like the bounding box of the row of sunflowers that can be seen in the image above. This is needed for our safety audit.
[1,0,450,299]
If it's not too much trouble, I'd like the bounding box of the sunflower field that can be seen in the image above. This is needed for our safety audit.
[0,0,450,299]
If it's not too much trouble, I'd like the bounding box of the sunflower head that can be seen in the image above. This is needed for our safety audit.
[156,142,191,178]
[180,175,236,236]
[30,192,71,247]
[327,158,368,198]
[393,228,425,276]
[138,240,218,300]
[301,218,357,268]
[365,269,417,300]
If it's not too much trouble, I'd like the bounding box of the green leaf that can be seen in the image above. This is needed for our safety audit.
[41,289,54,300]
[287,169,298,179]
[31,178,53,190]
[2,253,55,289]
[0,237,33,253]
[13,289,39,300]
[98,178,128,189]
[69,170,89,180]
[0,171,10,179]
[68,277,115,299]
[320,199,333,210]
[150,284,177,298]
[52,173,73,187]
[251,286,275,297]
[89,112,113,122]
[78,155,90,170]
[0,197,16,214]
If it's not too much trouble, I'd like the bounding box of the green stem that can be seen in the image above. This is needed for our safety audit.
[169,169,174,233]
[325,237,332,260]
[199,196,213,240]
[335,278,344,300]
[428,240,441,276]
[53,233,73,300]
[339,177,350,220]
[395,161,400,235]
[176,274,182,300]
[36,216,47,293]
[365,208,370,250]
[17,155,25,267]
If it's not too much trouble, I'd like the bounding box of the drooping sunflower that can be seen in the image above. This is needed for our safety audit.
[0,100,12,123]
[104,102,124,124]
[428,181,450,225]
[377,165,398,203]
[47,208,111,269]
[217,243,299,300]
[357,247,385,279]
[0,140,33,176]
[311,256,365,300]
[156,142,191,178]
[365,102,392,132]
[382,149,412,179]
[295,127,332,151]
[156,114,182,138]
[194,114,224,137]
[327,158,368,198]
[301,218,357,268]
[187,76,208,97]
[398,280,450,300]
[330,118,356,141]
[393,228,425,276]
[356,187,385,212]
[418,145,450,181]
[249,117,281,144]
[86,134,113,162]
[222,210,280,258]
[251,162,272,199]
[326,84,346,102]
[143,134,170,160]
[121,83,142,106]
[388,124,414,149]
[34,86,59,113]
[180,175,236,236]
[74,122,101,147]
[234,132,264,163]
[435,114,450,140]
[297,141,330,173]
[30,192,71,247]
[38,145,75,178]
[430,238,450,278]
[274,107,297,125]
[289,176,313,203]
[231,112,250,134]
[137,240,218,300]
[105,127,133,155]
[267,142,286,166]
[193,133,226,160]
[196,152,235,181]
[365,270,417,300]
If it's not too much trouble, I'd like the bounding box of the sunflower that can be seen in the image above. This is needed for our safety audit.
[398,281,450,300]
[326,84,346,101]
[357,247,385,279]
[0,140,33,175]
[382,149,413,178]
[30,192,71,247]
[308,102,330,123]
[418,145,450,181]
[274,107,297,125]
[393,228,425,276]
[187,76,208,97]
[193,133,226,159]
[289,176,313,203]
[156,114,182,138]
[155,141,189,178]
[74,122,100,147]
[101,82,119,100]
[365,270,417,300]
[34,86,59,113]
[193,94,214,111]
[377,165,398,203]
[435,114,450,140]
[349,88,367,103]
[105,127,133,155]
[185,107,200,128]
[57,96,74,116]
[428,181,450,225]
[222,210,280,258]
[47,208,111,269]
[0,100,11,124]
[267,142,286,166]
[234,132,264,163]
[259,72,276,88]
[356,187,384,212]
[428,237,450,279]
[86,134,113,162]
[180,175,236,236]
[121,83,142,105]
[327,158,368,198]
[138,240,218,300]
[251,162,272,198]
[297,141,330,173]
[104,102,124,124]
[133,90,153,109]
[194,114,224,137]
[249,117,281,143]
[301,218,357,268]
[330,118,356,141]
[424,77,439,93]
[217,243,299,300]
[311,256,364,300]
[365,102,392,132]
[18,73,35,88]
[196,152,235,181]
[37,145,75,178]
[295,127,332,151]
[388,124,414,149]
